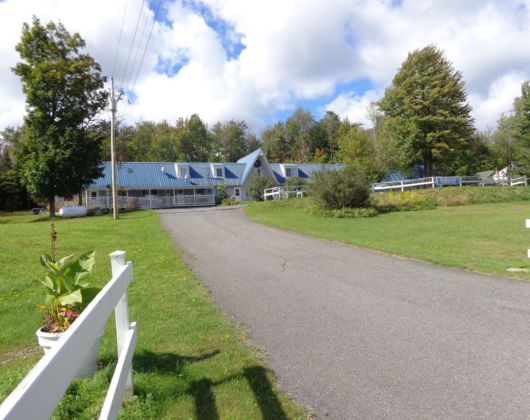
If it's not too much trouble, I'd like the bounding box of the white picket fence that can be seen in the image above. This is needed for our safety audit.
[0,251,136,420]
[372,175,528,192]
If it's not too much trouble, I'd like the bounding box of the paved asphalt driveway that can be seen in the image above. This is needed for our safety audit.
[158,206,530,419]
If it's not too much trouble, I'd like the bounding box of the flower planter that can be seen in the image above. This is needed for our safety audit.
[36,327,103,377]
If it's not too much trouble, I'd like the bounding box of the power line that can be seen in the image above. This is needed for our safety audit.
[122,4,150,91]
[119,0,145,89]
[131,0,162,93]
[111,0,128,77]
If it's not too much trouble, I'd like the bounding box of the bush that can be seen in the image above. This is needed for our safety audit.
[215,185,227,205]
[371,186,530,209]
[247,175,276,201]
[221,197,237,206]
[306,167,369,209]
[285,176,307,188]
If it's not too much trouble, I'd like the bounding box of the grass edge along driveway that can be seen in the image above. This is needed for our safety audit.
[0,211,306,419]
[245,199,530,281]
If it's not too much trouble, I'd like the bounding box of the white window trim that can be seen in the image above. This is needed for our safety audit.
[234,187,241,197]
[282,164,298,177]
[175,164,189,178]
[210,164,225,178]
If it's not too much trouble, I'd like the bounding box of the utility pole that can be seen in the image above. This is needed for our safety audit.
[110,76,119,220]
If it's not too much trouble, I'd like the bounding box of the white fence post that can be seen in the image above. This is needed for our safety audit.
[109,251,134,400]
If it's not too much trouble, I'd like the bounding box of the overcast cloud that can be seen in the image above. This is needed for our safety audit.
[0,0,529,133]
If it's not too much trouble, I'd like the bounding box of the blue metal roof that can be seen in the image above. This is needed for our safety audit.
[237,148,263,184]
[88,149,342,190]
[89,162,246,189]
[269,163,343,184]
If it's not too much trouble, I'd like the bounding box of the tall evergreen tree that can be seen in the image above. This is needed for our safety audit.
[12,17,108,215]
[378,45,474,176]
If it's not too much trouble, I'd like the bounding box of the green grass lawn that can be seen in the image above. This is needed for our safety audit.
[0,212,305,419]
[246,199,530,280]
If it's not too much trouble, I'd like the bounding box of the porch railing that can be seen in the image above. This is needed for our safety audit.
[86,194,215,210]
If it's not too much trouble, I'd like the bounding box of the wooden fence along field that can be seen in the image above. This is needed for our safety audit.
[371,175,528,192]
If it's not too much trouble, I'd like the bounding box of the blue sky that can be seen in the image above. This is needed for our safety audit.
[1,0,529,133]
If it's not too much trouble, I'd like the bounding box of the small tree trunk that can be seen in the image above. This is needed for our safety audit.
[423,151,433,177]
[49,197,56,217]
[78,190,83,205]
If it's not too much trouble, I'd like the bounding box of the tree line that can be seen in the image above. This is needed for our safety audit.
[1,19,530,213]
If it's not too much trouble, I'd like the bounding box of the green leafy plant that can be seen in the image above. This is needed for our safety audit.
[37,224,100,332]
[215,184,227,205]
[38,251,100,332]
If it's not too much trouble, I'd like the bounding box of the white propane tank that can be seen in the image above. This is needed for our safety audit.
[58,205,88,218]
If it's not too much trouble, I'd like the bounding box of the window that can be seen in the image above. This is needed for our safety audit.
[234,188,241,197]
[215,167,223,177]
[91,191,97,198]
[178,166,187,178]
[284,166,298,177]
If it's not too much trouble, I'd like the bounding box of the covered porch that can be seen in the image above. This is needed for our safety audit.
[85,187,215,209]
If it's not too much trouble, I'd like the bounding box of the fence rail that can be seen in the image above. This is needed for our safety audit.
[86,194,215,210]
[372,175,528,192]
[0,251,136,420]
[264,186,305,200]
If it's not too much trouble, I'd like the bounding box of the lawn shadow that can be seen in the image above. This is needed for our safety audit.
[124,350,289,419]
[189,378,219,420]
[130,349,221,375]
[243,366,288,420]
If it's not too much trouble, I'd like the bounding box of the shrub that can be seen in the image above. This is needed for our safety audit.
[371,186,530,209]
[306,167,369,209]
[215,185,227,205]
[285,176,307,188]
[247,175,276,201]
[221,197,237,206]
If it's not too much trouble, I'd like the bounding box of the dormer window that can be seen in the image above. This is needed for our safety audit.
[175,164,189,178]
[211,164,224,178]
[283,164,298,177]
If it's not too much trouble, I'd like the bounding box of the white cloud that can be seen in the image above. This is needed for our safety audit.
[325,90,382,128]
[0,0,529,133]
[469,72,526,132]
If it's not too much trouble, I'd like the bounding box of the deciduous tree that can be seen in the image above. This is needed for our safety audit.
[12,17,108,215]
[378,45,474,176]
